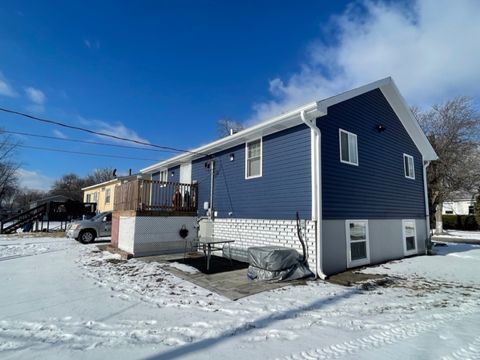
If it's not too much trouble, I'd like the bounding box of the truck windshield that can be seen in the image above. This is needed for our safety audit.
[90,212,110,221]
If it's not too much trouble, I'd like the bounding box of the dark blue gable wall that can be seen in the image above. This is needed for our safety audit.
[319,89,425,219]
[192,124,312,220]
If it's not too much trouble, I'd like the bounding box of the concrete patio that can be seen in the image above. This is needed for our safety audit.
[137,251,308,300]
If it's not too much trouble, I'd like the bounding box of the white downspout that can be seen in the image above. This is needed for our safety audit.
[301,110,327,280]
[423,159,431,253]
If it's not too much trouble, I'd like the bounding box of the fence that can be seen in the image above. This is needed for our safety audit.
[114,179,197,213]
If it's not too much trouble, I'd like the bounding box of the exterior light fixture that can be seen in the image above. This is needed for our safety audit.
[376,124,386,132]
[229,153,235,161]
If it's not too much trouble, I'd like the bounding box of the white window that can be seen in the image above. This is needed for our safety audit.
[345,220,370,268]
[404,154,415,179]
[339,129,358,166]
[93,192,98,202]
[105,188,111,204]
[245,139,262,179]
[402,220,417,256]
[86,194,91,203]
[159,169,168,182]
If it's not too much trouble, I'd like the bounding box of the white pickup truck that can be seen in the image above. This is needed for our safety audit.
[66,212,112,243]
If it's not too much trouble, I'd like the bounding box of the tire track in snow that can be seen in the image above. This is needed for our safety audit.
[441,336,480,360]
[282,308,479,360]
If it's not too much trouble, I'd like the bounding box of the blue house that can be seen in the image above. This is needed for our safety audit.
[118,77,437,278]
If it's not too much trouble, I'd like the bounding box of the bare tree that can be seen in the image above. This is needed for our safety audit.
[85,168,116,186]
[11,188,47,210]
[217,118,244,138]
[414,97,480,234]
[0,129,19,208]
[49,173,88,202]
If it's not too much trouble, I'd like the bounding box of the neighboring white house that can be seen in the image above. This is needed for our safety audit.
[442,193,477,215]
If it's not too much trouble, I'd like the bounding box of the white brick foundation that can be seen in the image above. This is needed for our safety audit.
[213,218,317,270]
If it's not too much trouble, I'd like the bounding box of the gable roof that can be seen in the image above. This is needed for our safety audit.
[141,77,437,174]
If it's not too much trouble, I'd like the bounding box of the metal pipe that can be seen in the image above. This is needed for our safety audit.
[209,159,215,220]
[301,110,327,280]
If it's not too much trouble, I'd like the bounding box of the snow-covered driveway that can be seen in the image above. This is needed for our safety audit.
[0,236,479,360]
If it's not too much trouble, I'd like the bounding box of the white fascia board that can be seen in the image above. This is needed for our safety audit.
[378,80,438,161]
[81,179,118,191]
[141,102,322,174]
[317,77,438,162]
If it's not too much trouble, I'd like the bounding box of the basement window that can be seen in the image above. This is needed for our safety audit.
[403,220,417,256]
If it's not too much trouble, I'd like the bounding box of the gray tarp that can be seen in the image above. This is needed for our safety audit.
[247,246,314,282]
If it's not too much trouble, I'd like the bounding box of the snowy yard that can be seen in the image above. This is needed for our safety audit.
[1,236,480,359]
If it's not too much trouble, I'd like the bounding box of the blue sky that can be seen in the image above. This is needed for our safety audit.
[0,0,479,190]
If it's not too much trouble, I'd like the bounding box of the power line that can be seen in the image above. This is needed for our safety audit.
[14,144,159,161]
[0,129,178,153]
[0,107,209,156]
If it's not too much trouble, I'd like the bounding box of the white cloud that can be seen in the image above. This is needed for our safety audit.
[251,0,480,122]
[78,116,150,145]
[0,72,17,97]
[84,39,100,49]
[25,87,46,105]
[16,168,54,191]
[52,129,68,139]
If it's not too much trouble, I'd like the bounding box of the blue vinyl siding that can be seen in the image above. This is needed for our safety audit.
[192,124,312,220]
[168,165,180,183]
[319,89,425,219]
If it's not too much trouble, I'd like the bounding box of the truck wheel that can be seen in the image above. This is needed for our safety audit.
[78,230,96,244]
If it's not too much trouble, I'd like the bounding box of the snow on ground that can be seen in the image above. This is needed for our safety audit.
[362,242,480,285]
[0,236,72,260]
[1,236,480,360]
[433,230,480,240]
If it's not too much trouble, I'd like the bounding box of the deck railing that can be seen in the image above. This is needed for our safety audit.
[114,179,198,213]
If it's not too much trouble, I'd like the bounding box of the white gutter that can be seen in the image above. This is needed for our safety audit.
[423,159,431,253]
[301,110,327,280]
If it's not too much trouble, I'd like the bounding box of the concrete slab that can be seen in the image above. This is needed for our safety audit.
[137,252,308,301]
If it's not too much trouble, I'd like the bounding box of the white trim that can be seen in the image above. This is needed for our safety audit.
[403,153,415,179]
[245,138,262,179]
[402,219,418,256]
[345,220,370,268]
[105,188,111,205]
[140,77,438,175]
[180,162,192,184]
[339,129,359,166]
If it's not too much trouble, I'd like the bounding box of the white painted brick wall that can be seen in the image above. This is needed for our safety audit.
[213,218,317,270]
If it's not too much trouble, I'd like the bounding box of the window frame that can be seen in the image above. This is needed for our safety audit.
[345,220,370,268]
[105,188,111,205]
[403,153,415,179]
[339,129,359,166]
[245,138,263,179]
[402,219,417,256]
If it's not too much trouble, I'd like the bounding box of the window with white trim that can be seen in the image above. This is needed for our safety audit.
[105,188,111,204]
[86,194,91,203]
[245,139,262,179]
[404,154,415,179]
[339,129,358,165]
[402,220,417,255]
[345,220,370,268]
[159,169,168,183]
